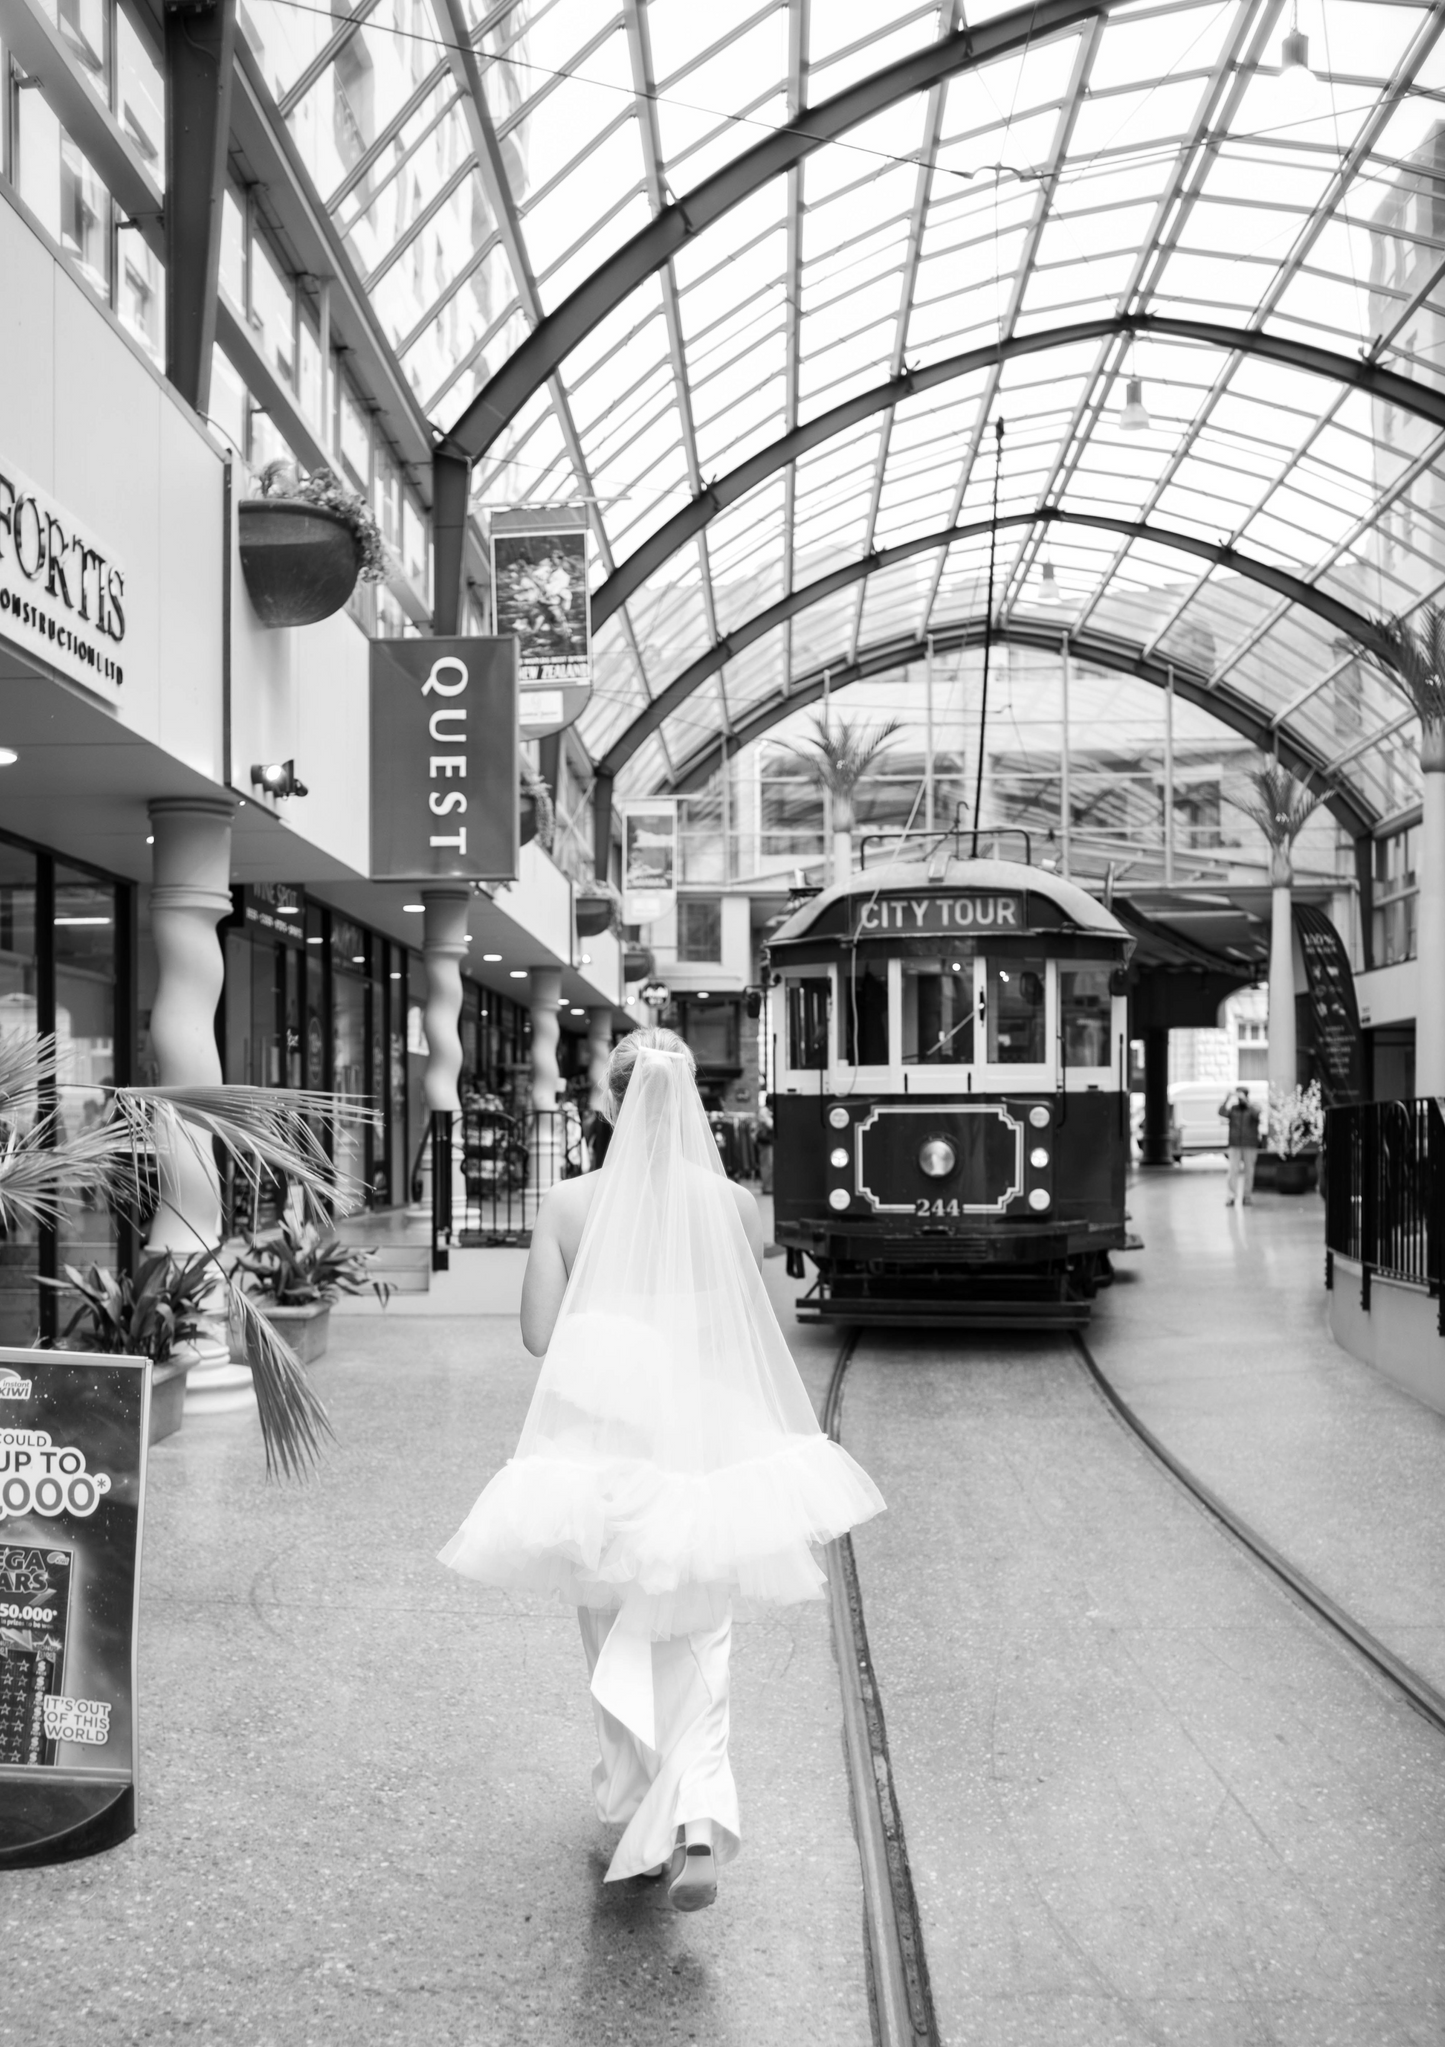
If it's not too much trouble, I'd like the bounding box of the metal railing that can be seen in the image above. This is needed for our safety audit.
[429,1105,592,1263]
[1324,1098,1445,1328]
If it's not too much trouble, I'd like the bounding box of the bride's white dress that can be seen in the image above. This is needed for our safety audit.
[438,1047,885,1879]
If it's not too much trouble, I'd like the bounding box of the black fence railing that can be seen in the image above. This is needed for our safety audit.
[1324,1098,1445,1329]
[428,1105,591,1263]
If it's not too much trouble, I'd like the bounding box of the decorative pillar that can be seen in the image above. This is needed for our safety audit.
[147,797,241,1409]
[421,888,471,1110]
[587,1006,612,1113]
[1140,1025,1172,1167]
[1267,847,1297,1105]
[1418,723,1445,1095]
[529,966,563,1191]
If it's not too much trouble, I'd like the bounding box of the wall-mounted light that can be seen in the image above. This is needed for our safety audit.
[250,759,309,798]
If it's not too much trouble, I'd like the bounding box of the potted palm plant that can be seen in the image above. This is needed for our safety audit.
[784,714,901,884]
[41,1254,215,1444]
[236,1213,391,1364]
[0,1032,366,1477]
[238,461,389,628]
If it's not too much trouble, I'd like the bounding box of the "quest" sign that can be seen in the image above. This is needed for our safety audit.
[369,636,519,882]
[0,462,126,700]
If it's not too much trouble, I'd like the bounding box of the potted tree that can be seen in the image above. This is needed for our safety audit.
[1268,1081,1325,1193]
[41,1253,214,1444]
[236,1212,391,1364]
[784,714,901,884]
[238,461,389,628]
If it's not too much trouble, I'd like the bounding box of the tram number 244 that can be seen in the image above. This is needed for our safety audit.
[915,1196,963,1217]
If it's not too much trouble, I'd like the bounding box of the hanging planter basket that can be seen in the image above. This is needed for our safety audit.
[574,894,617,938]
[238,499,363,628]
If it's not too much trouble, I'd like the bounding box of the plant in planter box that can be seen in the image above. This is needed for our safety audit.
[238,461,390,629]
[40,1255,214,1443]
[237,1213,391,1365]
[1268,1081,1325,1192]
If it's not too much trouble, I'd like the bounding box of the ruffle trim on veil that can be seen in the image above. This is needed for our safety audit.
[437,1431,884,1636]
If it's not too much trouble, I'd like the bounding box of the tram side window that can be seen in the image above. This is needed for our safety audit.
[986,958,1046,1064]
[902,958,972,1064]
[786,978,830,1069]
[1060,967,1112,1067]
[841,960,889,1065]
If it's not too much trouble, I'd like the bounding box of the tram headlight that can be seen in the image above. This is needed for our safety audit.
[829,1146,849,1169]
[828,1106,850,1130]
[1029,1105,1050,1129]
[828,1188,851,1211]
[918,1136,956,1179]
[1030,1146,1050,1169]
[1028,1187,1051,1211]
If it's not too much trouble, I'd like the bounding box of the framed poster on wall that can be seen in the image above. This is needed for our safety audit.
[619,799,678,927]
[490,506,591,739]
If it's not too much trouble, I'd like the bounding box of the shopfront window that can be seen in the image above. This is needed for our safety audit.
[331,915,368,1202]
[1060,968,1112,1069]
[54,868,118,1275]
[986,959,1047,1065]
[902,959,972,1065]
[0,847,40,1345]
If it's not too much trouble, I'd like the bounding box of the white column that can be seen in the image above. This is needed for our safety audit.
[421,888,470,1111]
[1267,850,1296,1107]
[1163,665,1175,888]
[146,798,243,1410]
[587,1006,612,1113]
[1060,633,1071,880]
[1418,722,1445,1095]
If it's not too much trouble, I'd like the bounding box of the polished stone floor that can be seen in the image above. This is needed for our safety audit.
[8,1164,1445,2045]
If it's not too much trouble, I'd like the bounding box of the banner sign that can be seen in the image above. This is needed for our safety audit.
[0,459,126,702]
[1294,902,1363,1105]
[370,636,519,883]
[490,508,591,739]
[619,800,677,927]
[0,1349,150,1867]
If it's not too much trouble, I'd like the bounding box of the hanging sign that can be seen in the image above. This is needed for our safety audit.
[370,636,519,883]
[0,460,126,702]
[490,507,591,739]
[619,800,677,927]
[0,1349,150,1868]
[1294,902,1363,1105]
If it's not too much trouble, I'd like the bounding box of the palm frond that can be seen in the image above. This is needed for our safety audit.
[784,715,903,800]
[1233,764,1322,851]
[1366,604,1445,727]
[110,1086,371,1219]
[225,1280,335,1480]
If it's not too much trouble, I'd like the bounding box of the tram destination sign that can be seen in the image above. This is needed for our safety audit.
[0,1348,150,1868]
[842,892,1067,938]
[370,636,519,882]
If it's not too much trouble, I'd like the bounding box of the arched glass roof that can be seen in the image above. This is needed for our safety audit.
[238,0,1445,827]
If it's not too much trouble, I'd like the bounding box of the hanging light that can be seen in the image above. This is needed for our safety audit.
[1276,10,1322,122]
[1120,375,1151,432]
[1039,559,1061,603]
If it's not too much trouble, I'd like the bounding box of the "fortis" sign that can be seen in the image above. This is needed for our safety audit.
[369,637,519,882]
[0,462,126,700]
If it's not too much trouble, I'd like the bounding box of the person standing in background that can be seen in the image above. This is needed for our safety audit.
[1220,1085,1262,1206]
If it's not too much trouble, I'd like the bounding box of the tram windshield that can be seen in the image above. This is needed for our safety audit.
[986,960,1047,1065]
[841,960,889,1065]
[901,958,973,1065]
[1060,968,1112,1068]
[786,978,829,1069]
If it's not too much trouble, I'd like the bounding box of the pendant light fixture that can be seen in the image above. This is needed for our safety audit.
[1039,559,1061,603]
[1120,374,1151,432]
[1276,4,1321,121]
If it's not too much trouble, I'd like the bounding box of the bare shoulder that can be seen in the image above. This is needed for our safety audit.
[536,1170,602,1264]
[728,1180,765,1263]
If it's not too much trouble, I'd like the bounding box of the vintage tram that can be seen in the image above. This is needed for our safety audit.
[765,850,1134,1327]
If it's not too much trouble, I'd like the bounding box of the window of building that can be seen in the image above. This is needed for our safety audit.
[677,896,721,962]
[1374,822,1419,965]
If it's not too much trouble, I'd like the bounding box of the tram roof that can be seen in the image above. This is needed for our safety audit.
[768,856,1127,948]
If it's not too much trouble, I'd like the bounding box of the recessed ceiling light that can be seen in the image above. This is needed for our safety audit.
[0,748,20,767]
[579,952,592,964]
[307,936,323,945]
[509,969,527,979]
[55,916,110,926]
[482,952,502,961]
[697,991,710,998]
[145,835,154,845]
[403,903,424,913]
[390,971,401,980]
[351,954,365,963]
[570,1007,585,1015]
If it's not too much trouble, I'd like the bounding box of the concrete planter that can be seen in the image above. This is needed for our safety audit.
[149,1358,191,1444]
[238,499,362,627]
[255,1299,332,1364]
[1274,1155,1316,1194]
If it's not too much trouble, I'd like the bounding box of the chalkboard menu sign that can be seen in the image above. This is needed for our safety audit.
[0,1350,150,1868]
[1294,903,1363,1106]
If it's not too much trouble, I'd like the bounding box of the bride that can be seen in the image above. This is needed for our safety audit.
[439,1028,884,1912]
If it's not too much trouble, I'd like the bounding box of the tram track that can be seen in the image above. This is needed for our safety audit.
[824,1322,1445,2047]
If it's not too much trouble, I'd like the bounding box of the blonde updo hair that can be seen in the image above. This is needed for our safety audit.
[604,1026,694,1121]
